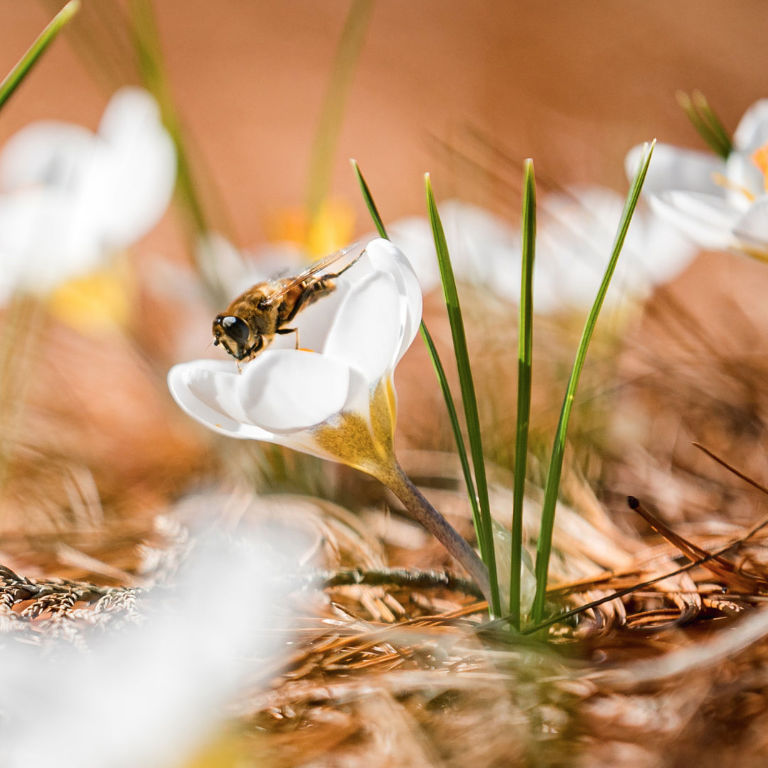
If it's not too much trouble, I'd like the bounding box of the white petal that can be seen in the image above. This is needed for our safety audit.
[0,87,176,260]
[168,360,276,440]
[386,217,442,292]
[284,280,350,353]
[98,87,163,144]
[733,197,768,249]
[637,211,699,285]
[89,88,177,248]
[626,142,725,197]
[322,268,403,382]
[648,191,740,249]
[724,151,765,202]
[734,99,768,152]
[440,200,518,284]
[0,189,103,292]
[491,250,524,304]
[364,238,422,362]
[238,350,352,432]
[0,122,96,192]
[534,186,625,308]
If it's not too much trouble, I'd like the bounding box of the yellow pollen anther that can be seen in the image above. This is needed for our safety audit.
[753,141,768,192]
[711,172,756,201]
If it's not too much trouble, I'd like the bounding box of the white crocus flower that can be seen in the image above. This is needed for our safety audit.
[0,87,176,300]
[169,239,421,469]
[626,99,768,260]
[169,238,492,602]
[385,193,696,313]
[0,533,289,768]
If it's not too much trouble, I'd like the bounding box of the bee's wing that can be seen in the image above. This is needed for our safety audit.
[260,242,361,305]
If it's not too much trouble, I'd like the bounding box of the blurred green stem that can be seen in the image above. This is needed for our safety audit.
[128,0,229,305]
[305,0,375,221]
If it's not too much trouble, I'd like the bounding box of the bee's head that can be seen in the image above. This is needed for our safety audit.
[212,315,263,361]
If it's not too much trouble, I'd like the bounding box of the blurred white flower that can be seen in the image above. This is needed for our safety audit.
[385,201,517,295]
[0,87,176,300]
[385,192,697,314]
[168,238,421,474]
[0,532,289,768]
[533,186,697,312]
[626,99,768,259]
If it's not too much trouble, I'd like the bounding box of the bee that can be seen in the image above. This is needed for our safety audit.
[212,243,363,363]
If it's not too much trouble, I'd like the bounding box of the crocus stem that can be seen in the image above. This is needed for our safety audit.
[376,461,492,604]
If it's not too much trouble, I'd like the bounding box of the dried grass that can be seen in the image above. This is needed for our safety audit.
[5,247,768,765]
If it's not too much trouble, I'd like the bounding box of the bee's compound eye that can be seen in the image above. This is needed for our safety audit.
[221,316,250,344]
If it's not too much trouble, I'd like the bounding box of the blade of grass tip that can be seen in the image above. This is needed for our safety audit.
[692,91,733,157]
[510,159,536,628]
[305,0,376,223]
[529,141,656,626]
[37,0,135,93]
[350,160,483,547]
[426,174,501,618]
[0,0,80,112]
[351,159,388,238]
[676,91,730,160]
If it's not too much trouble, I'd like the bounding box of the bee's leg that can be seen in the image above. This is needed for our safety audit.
[309,248,366,301]
[324,248,365,280]
[276,326,300,349]
[282,289,312,324]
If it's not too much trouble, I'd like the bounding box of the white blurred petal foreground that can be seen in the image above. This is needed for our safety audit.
[0,87,176,299]
[626,99,768,260]
[0,534,289,768]
[386,193,697,313]
[169,239,421,472]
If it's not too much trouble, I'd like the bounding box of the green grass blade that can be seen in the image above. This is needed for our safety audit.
[305,0,375,222]
[691,91,733,156]
[676,92,730,159]
[351,159,388,238]
[510,159,536,627]
[37,0,136,93]
[529,141,656,626]
[350,160,482,542]
[0,0,80,112]
[425,174,501,618]
[419,322,482,525]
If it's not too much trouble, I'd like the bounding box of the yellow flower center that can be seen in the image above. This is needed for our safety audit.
[266,198,355,259]
[754,141,768,192]
[313,377,397,478]
[47,261,132,334]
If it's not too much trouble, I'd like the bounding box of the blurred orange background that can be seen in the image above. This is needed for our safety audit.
[2,0,768,546]
[2,1,767,248]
